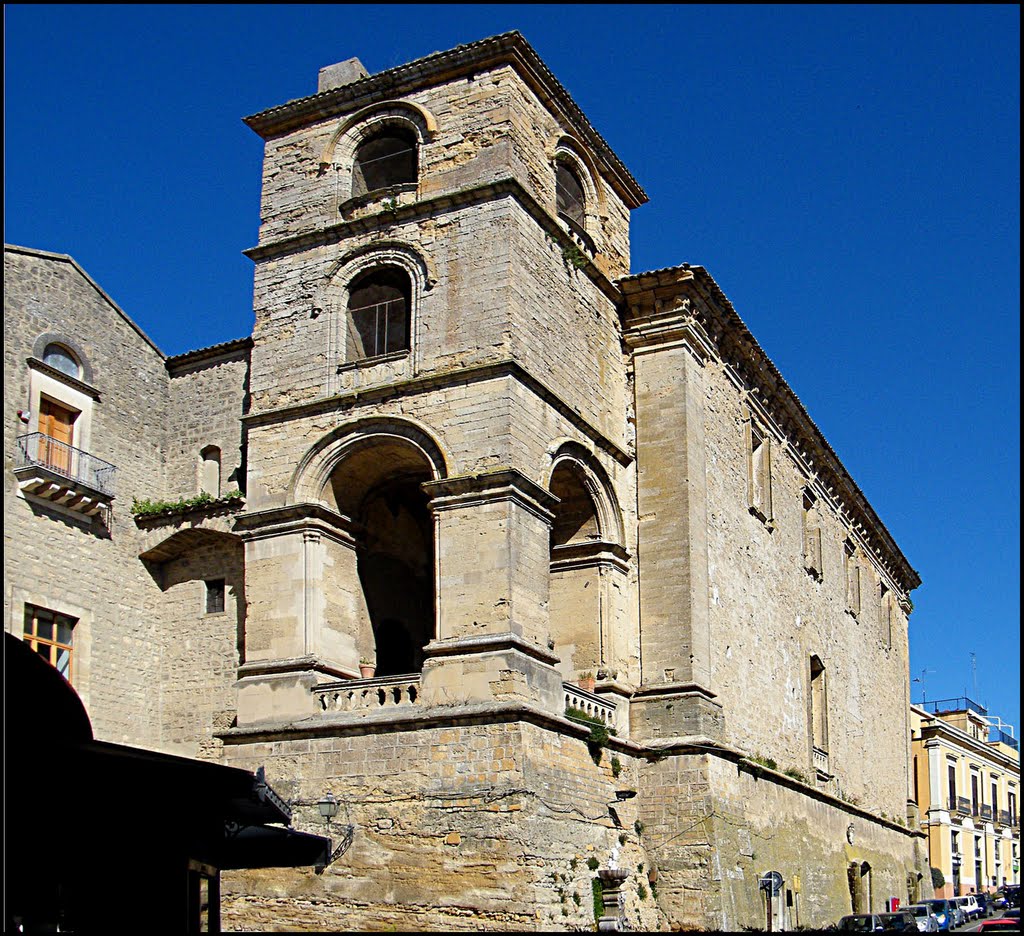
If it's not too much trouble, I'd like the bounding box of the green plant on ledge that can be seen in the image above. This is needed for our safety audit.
[131,489,243,518]
[784,767,808,784]
[749,754,778,771]
[561,242,588,271]
[565,705,617,764]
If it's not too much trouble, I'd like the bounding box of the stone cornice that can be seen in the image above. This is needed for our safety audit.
[550,540,631,574]
[242,358,632,467]
[244,177,623,305]
[423,468,558,525]
[618,265,921,596]
[243,31,647,210]
[422,632,561,667]
[26,357,102,401]
[165,337,253,374]
[233,502,362,546]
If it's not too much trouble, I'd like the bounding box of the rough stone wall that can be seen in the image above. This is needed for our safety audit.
[220,719,666,933]
[633,751,927,931]
[701,357,912,816]
[252,63,632,276]
[153,536,244,757]
[3,247,169,746]
[165,349,250,500]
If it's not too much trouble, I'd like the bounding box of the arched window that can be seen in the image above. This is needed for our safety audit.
[42,343,81,379]
[200,445,221,497]
[352,128,417,196]
[346,267,411,362]
[555,162,586,232]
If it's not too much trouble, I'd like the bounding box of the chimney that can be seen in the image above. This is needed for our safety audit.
[318,58,369,93]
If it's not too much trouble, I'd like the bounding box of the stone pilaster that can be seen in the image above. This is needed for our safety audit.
[233,503,366,724]
[419,469,564,711]
[624,288,719,739]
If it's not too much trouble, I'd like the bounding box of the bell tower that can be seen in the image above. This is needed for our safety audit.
[234,32,647,725]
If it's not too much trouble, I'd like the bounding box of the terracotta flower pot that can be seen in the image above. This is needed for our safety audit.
[359,665,376,679]
[579,677,596,693]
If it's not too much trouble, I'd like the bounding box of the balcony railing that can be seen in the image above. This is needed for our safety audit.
[813,746,830,778]
[998,810,1012,826]
[15,433,118,498]
[980,804,993,821]
[314,673,420,714]
[917,696,988,716]
[563,683,617,727]
[957,797,972,815]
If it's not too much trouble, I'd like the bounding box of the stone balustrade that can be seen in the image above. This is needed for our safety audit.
[813,746,830,778]
[564,683,617,726]
[315,674,421,713]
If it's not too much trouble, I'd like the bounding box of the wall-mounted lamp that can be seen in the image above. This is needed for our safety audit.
[314,791,354,875]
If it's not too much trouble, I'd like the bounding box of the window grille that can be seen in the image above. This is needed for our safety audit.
[556,163,586,231]
[352,132,417,196]
[345,268,411,363]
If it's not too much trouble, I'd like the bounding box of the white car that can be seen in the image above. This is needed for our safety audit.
[906,903,940,932]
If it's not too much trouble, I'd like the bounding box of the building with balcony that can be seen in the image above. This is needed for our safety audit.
[5,32,930,931]
[911,699,1020,898]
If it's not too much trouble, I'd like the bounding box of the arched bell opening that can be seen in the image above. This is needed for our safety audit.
[321,436,436,677]
[548,461,603,684]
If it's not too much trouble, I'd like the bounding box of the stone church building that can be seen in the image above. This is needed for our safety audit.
[5,32,930,931]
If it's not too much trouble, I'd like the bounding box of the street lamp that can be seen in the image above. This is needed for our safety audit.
[317,792,340,827]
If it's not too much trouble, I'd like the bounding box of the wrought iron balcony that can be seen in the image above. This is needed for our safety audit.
[14,433,117,514]
[980,804,993,821]
[956,797,972,815]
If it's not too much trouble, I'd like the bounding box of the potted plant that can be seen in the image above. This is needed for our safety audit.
[359,658,376,679]
[578,671,596,693]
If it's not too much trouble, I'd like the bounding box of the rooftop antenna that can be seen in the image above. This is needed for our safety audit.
[912,668,935,704]
[969,651,980,705]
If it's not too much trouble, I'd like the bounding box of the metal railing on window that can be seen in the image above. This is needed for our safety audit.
[347,298,408,360]
[15,432,118,497]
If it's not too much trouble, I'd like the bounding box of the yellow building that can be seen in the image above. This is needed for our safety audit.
[912,698,1020,898]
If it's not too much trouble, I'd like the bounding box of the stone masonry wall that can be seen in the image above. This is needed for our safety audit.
[153,535,244,757]
[252,63,631,276]
[219,719,666,932]
[3,247,170,747]
[701,356,912,817]
[165,349,250,501]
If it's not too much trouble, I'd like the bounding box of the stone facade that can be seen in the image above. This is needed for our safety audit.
[4,31,932,930]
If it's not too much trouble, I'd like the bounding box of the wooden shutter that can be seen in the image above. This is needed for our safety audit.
[38,398,76,474]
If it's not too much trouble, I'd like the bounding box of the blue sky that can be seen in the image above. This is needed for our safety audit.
[5,5,1020,731]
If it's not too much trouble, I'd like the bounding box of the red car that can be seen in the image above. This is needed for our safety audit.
[976,919,1020,932]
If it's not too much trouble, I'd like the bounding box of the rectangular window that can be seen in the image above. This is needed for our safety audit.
[992,779,999,814]
[879,582,892,648]
[948,762,957,810]
[746,417,773,524]
[844,540,861,617]
[205,579,226,615]
[23,604,76,681]
[1009,791,1017,825]
[971,773,980,815]
[802,490,823,579]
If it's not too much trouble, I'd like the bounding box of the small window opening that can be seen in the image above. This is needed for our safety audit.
[200,445,221,497]
[205,579,226,615]
[352,129,417,196]
[810,654,828,754]
[23,604,76,681]
[802,489,822,579]
[747,418,772,523]
[346,267,411,362]
[556,163,586,232]
[42,343,81,379]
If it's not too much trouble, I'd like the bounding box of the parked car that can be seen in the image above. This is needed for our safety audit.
[923,899,953,932]
[953,895,983,921]
[906,903,940,932]
[838,913,918,933]
[948,901,966,928]
[1002,907,1020,919]
[977,918,1021,932]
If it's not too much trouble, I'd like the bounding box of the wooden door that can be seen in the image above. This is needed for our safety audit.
[38,398,76,474]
